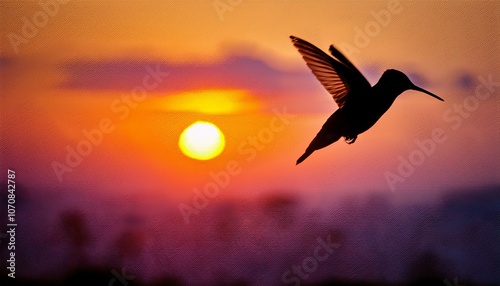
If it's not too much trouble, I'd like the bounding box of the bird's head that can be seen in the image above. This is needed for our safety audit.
[379,69,443,101]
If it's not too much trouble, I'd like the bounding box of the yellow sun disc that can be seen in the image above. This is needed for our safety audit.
[179,121,225,160]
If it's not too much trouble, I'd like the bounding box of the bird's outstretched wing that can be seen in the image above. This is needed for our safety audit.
[328,44,370,89]
[290,36,371,109]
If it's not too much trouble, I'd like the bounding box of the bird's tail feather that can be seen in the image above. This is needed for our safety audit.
[296,133,342,165]
[296,150,313,165]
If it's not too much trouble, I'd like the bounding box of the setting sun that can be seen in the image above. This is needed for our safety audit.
[179,121,225,160]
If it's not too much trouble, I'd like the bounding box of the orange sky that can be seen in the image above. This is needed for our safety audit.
[0,1,499,203]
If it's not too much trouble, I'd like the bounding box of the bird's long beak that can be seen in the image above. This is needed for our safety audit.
[412,85,444,101]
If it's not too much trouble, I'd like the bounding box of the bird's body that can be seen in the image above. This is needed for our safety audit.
[290,36,443,164]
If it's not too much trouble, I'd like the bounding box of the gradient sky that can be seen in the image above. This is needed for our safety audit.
[0,0,499,205]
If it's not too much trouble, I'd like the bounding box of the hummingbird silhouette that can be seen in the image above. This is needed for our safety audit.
[291,36,443,165]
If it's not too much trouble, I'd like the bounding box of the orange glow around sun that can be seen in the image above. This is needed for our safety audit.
[148,89,261,114]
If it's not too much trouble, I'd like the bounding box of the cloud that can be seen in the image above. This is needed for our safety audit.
[58,54,480,115]
[59,53,472,96]
[59,55,320,97]
[0,56,13,69]
[353,63,435,89]
[453,72,476,91]
[407,71,430,88]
